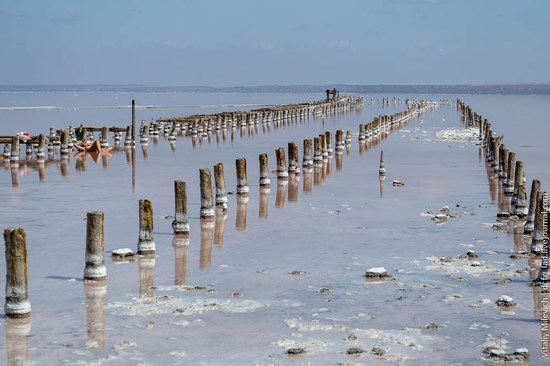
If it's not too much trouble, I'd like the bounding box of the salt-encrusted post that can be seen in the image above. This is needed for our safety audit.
[530,192,546,255]
[37,134,46,160]
[504,152,516,194]
[525,179,541,234]
[288,142,299,174]
[10,136,19,163]
[313,137,322,163]
[512,160,524,204]
[325,131,333,155]
[276,147,288,179]
[259,153,271,187]
[137,199,156,254]
[379,150,386,177]
[172,180,190,235]
[302,139,313,167]
[4,227,31,318]
[214,163,228,210]
[60,130,69,158]
[132,100,136,145]
[199,168,215,219]
[100,127,109,148]
[236,158,249,195]
[513,179,528,217]
[84,212,107,281]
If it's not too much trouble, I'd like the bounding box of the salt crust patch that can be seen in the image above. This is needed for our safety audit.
[275,339,328,354]
[435,127,479,141]
[106,296,267,317]
[285,318,347,332]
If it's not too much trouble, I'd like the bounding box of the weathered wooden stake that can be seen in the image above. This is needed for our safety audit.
[288,142,299,174]
[214,163,228,210]
[302,139,313,167]
[325,131,333,155]
[513,180,528,217]
[137,199,156,254]
[504,151,516,194]
[172,181,190,235]
[379,150,386,176]
[530,192,546,255]
[84,212,107,281]
[10,136,19,163]
[512,160,524,204]
[276,147,288,178]
[199,168,215,219]
[4,228,30,318]
[235,158,249,195]
[525,179,541,233]
[259,153,271,187]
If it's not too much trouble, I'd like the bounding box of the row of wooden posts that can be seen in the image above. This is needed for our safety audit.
[457,100,549,284]
[1,96,365,163]
[3,99,433,319]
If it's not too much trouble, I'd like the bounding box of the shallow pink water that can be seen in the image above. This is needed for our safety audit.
[0,92,549,365]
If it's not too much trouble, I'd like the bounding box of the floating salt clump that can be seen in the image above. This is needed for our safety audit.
[112,248,135,257]
[365,267,391,278]
[392,180,405,187]
[496,295,516,307]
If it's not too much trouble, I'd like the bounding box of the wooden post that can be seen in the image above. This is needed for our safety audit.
[379,150,386,177]
[512,160,524,204]
[124,125,132,147]
[525,179,541,233]
[288,142,299,174]
[259,153,271,187]
[84,212,107,281]
[313,137,322,163]
[199,168,215,219]
[499,145,509,180]
[3,144,9,159]
[213,163,228,210]
[276,147,288,179]
[504,152,516,194]
[137,199,156,254]
[100,127,109,148]
[325,131,333,155]
[132,100,136,145]
[10,136,19,163]
[4,228,30,318]
[335,130,344,151]
[513,179,528,217]
[302,139,313,167]
[140,125,149,144]
[530,192,546,254]
[172,181,190,235]
[235,158,249,195]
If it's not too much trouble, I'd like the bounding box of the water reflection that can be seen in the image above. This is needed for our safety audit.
[288,174,299,203]
[303,168,312,193]
[4,317,31,366]
[138,254,155,297]
[214,208,227,246]
[10,164,19,188]
[172,235,189,286]
[275,179,288,208]
[259,186,269,218]
[83,281,106,349]
[236,195,248,231]
[200,218,214,269]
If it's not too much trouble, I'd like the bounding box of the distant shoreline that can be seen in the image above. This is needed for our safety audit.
[1,83,549,95]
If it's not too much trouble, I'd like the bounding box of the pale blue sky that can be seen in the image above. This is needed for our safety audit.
[1,0,549,86]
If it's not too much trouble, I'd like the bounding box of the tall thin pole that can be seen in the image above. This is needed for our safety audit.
[131,100,136,145]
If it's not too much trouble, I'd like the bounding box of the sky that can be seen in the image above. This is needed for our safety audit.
[0,0,549,86]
